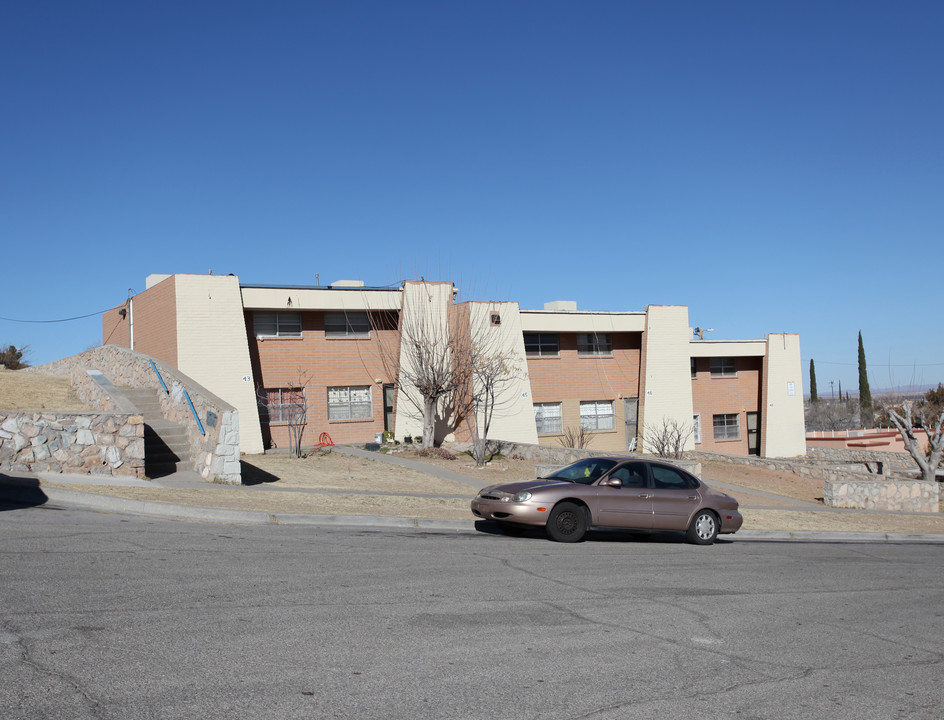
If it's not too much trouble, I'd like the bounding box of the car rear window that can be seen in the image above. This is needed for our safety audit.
[546,459,619,485]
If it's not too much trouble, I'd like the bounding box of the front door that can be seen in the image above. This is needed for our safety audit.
[595,461,652,529]
[747,411,760,456]
[383,384,395,433]
[624,397,639,451]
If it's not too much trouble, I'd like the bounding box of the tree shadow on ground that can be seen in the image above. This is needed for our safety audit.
[240,460,281,486]
[0,475,48,510]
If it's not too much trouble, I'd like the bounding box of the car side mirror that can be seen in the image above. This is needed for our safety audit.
[604,478,622,488]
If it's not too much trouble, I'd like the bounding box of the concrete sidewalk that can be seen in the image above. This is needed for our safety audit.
[1,446,943,544]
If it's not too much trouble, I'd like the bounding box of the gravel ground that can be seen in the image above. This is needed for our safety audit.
[39,447,944,534]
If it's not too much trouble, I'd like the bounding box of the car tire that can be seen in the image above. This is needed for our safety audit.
[546,502,588,543]
[686,510,719,545]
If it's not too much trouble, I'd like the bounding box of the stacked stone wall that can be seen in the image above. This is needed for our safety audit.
[30,345,241,484]
[0,411,144,477]
[686,449,940,513]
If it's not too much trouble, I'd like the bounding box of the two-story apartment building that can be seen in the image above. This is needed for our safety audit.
[102,273,806,458]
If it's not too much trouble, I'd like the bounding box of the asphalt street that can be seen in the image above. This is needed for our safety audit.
[2,500,943,719]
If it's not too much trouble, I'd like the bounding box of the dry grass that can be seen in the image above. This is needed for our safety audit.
[0,369,92,411]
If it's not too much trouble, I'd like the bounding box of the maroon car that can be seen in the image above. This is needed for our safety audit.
[471,456,743,544]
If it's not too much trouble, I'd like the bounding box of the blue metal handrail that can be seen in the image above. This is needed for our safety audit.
[150,358,205,436]
[184,389,206,436]
[149,359,169,393]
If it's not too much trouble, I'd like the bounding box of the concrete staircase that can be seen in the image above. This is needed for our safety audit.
[123,388,192,478]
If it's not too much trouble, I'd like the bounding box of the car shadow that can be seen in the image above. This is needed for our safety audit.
[473,520,734,545]
[0,475,49,510]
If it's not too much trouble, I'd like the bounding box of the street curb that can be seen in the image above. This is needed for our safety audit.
[7,485,943,543]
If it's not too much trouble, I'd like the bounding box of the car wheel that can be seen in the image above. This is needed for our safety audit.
[687,510,719,545]
[546,502,588,543]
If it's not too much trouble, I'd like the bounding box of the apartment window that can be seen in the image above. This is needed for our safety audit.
[713,413,740,440]
[710,357,737,377]
[534,402,562,434]
[580,401,614,431]
[327,386,372,420]
[254,311,302,337]
[693,414,701,444]
[258,388,305,424]
[325,311,370,338]
[577,333,612,356]
[524,333,559,357]
[691,358,697,378]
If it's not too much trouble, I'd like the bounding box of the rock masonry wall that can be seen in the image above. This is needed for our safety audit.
[686,449,939,513]
[0,411,145,477]
[30,345,242,484]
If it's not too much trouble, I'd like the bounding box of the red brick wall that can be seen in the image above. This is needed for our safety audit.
[247,310,401,448]
[526,332,642,452]
[691,356,762,454]
[130,277,179,367]
[100,279,178,366]
[101,303,130,348]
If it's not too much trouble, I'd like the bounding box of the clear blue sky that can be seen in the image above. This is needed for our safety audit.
[2,1,942,394]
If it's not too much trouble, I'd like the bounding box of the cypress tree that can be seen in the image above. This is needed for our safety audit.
[809,359,818,402]
[858,331,873,428]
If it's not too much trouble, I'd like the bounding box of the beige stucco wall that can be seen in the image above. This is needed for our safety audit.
[393,281,454,441]
[689,339,766,357]
[762,333,806,457]
[641,305,696,451]
[467,302,539,445]
[240,285,403,312]
[521,311,646,333]
[174,274,264,454]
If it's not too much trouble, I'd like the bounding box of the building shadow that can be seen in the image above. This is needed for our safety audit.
[0,475,49,510]
[240,460,281,486]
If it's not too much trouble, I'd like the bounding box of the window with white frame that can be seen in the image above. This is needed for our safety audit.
[713,413,740,440]
[524,333,560,357]
[258,388,306,424]
[577,333,612,356]
[327,386,372,420]
[580,401,614,431]
[693,414,701,443]
[254,311,302,337]
[325,311,370,337]
[534,402,562,434]
[710,357,737,377]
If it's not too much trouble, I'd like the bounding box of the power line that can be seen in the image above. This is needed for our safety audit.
[816,360,944,367]
[0,307,116,324]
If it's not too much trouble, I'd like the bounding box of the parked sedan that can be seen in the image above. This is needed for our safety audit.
[470,457,743,544]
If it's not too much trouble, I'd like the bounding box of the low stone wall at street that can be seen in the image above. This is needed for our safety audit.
[0,411,145,477]
[687,449,940,513]
[823,477,940,513]
[31,345,241,484]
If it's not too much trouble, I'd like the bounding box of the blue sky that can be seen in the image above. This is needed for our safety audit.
[2,1,942,393]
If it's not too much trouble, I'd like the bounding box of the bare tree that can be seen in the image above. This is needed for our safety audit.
[886,401,944,482]
[559,425,594,450]
[805,397,860,431]
[644,417,694,459]
[256,369,310,458]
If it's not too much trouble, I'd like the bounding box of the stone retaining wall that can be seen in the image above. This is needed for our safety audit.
[823,477,939,513]
[31,345,241,484]
[687,449,940,513]
[0,411,145,477]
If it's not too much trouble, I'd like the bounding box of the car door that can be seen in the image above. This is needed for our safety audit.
[649,464,702,531]
[594,462,653,530]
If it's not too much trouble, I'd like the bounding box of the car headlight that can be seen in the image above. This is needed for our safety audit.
[511,491,532,503]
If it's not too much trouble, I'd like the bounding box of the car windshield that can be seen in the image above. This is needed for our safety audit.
[545,459,618,485]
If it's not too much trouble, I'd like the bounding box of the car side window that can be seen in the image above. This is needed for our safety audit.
[651,465,697,489]
[610,463,648,488]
